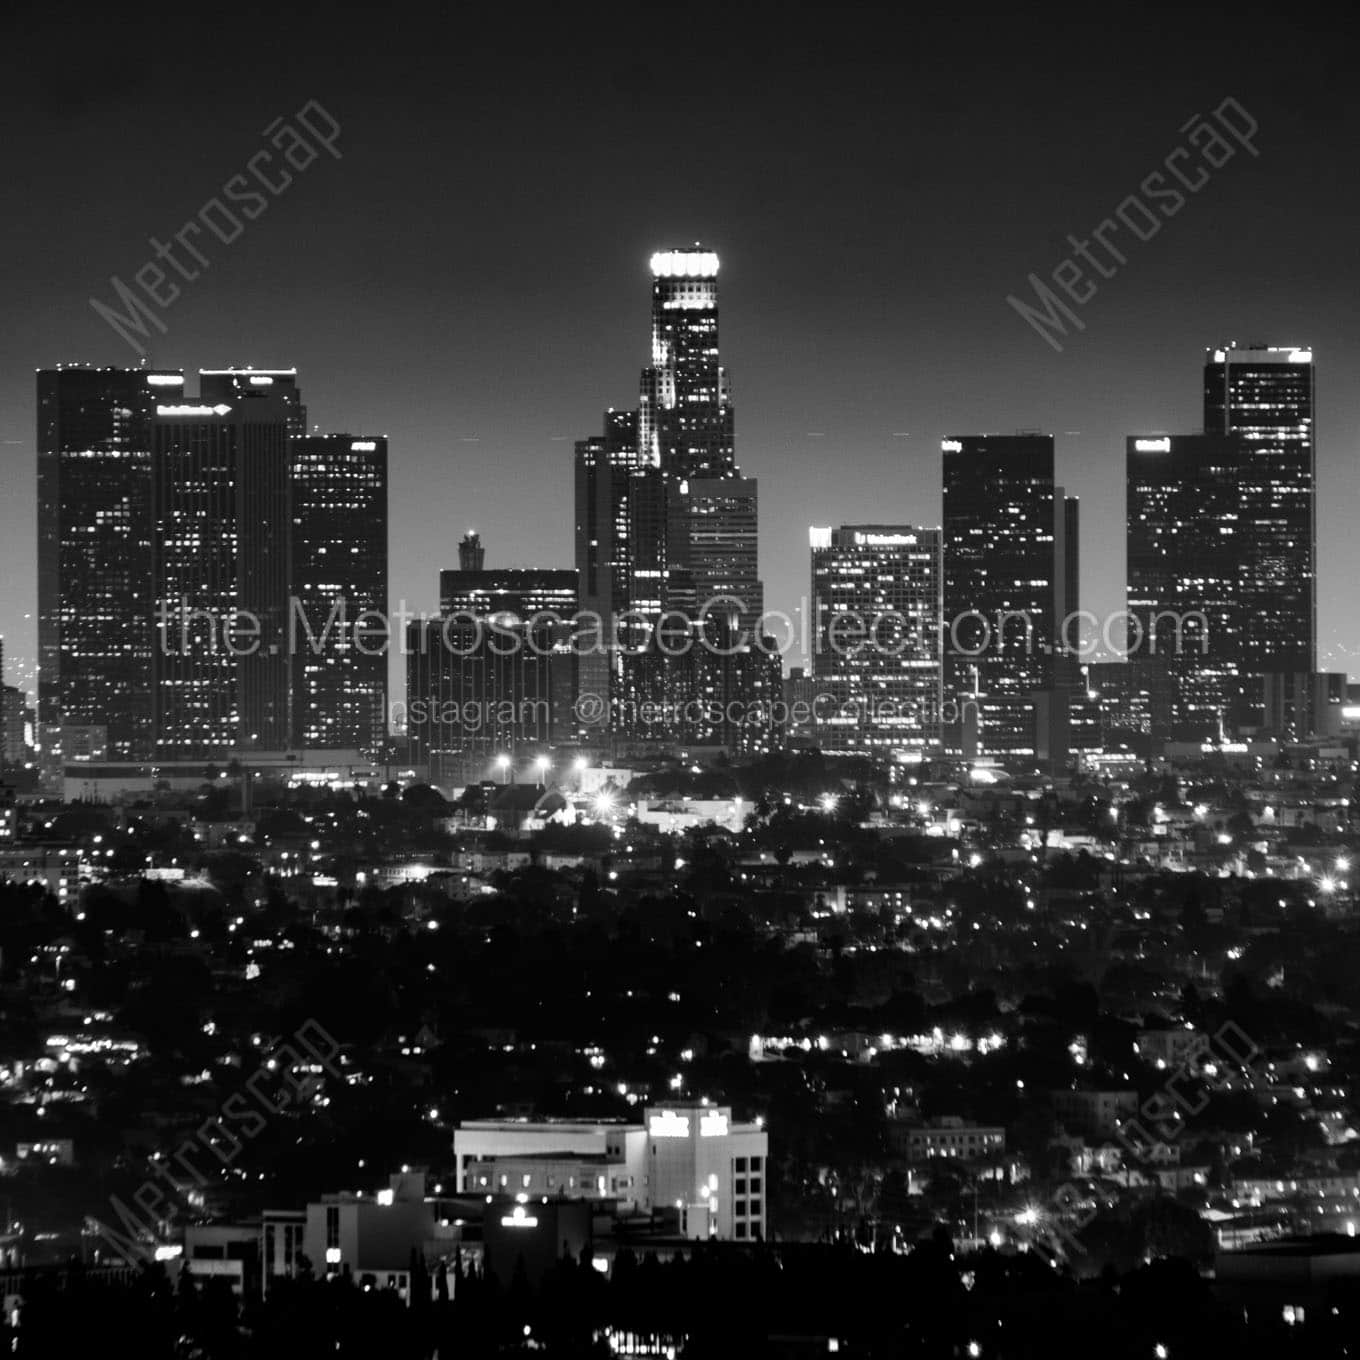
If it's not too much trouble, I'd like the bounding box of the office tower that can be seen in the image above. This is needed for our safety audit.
[809,525,943,754]
[669,476,764,635]
[405,614,565,786]
[152,388,292,756]
[1126,434,1244,739]
[575,409,650,713]
[200,368,308,437]
[1085,659,1176,748]
[641,248,733,477]
[942,435,1058,755]
[620,610,784,753]
[1204,344,1315,675]
[458,531,485,572]
[439,562,578,622]
[407,546,580,781]
[572,248,768,751]
[1054,489,1081,686]
[36,366,179,779]
[290,434,389,753]
[2,684,24,764]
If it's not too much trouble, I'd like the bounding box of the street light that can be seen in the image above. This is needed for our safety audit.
[495,754,511,784]
[535,755,551,785]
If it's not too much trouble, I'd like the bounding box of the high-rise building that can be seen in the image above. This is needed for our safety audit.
[809,525,943,754]
[1126,434,1244,739]
[405,543,580,782]
[36,366,179,778]
[290,434,389,753]
[151,388,292,756]
[405,616,565,786]
[669,476,763,636]
[572,247,768,751]
[1203,344,1315,675]
[942,435,1059,755]
[200,368,308,437]
[640,248,733,478]
[1054,489,1081,687]
[2,684,25,764]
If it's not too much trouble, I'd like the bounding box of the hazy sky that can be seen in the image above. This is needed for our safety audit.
[3,5,1357,704]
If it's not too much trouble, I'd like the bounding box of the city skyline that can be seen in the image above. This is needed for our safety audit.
[4,9,1360,702]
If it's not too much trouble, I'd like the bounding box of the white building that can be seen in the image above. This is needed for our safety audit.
[453,1103,768,1241]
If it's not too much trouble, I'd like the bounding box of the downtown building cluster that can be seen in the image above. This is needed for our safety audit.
[18,255,1332,800]
[33,365,388,788]
[810,343,1327,766]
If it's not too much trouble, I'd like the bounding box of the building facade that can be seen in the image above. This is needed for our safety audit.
[454,1103,768,1242]
[289,434,389,752]
[572,249,769,751]
[36,366,177,777]
[151,389,292,756]
[1126,433,1244,740]
[1203,344,1315,677]
[809,525,943,755]
[942,435,1059,755]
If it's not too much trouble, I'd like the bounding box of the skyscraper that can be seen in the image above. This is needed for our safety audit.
[152,388,292,756]
[290,434,389,753]
[1054,488,1081,687]
[36,366,178,778]
[1126,434,1244,738]
[573,247,768,750]
[809,525,943,754]
[640,248,733,478]
[1203,344,1315,676]
[942,435,1058,755]
[668,476,763,637]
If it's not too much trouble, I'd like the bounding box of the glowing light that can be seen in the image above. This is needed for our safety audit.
[145,374,183,386]
[809,526,832,549]
[156,403,232,416]
[351,439,377,451]
[699,1112,728,1137]
[648,1110,691,1138]
[500,1205,538,1228]
[650,249,718,277]
[1134,437,1171,452]
[941,439,962,452]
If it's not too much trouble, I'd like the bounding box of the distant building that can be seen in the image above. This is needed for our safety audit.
[809,525,943,755]
[2,684,25,763]
[1203,344,1315,677]
[455,1103,768,1242]
[891,1117,1005,1164]
[572,249,768,749]
[36,366,178,778]
[1050,1088,1138,1138]
[942,435,1067,756]
[152,384,292,755]
[289,434,389,752]
[1126,433,1246,738]
[1085,659,1176,744]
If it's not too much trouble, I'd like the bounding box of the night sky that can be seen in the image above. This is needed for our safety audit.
[2,5,1357,704]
